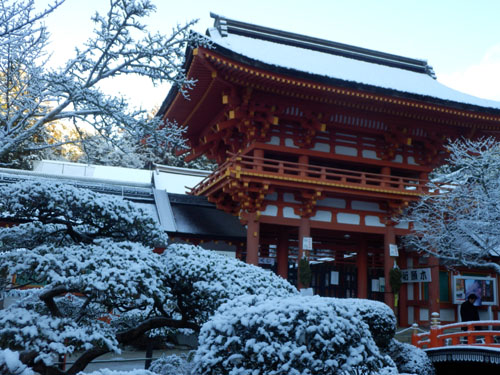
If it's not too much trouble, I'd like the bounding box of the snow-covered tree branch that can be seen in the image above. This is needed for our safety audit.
[0,180,177,374]
[400,138,500,274]
[0,180,298,374]
[0,0,208,168]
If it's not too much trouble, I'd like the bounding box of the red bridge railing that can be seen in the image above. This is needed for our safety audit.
[412,313,500,349]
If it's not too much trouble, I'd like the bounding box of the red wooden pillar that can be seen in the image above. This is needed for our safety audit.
[254,149,264,172]
[277,231,289,279]
[357,238,368,299]
[384,224,395,310]
[429,255,440,316]
[298,155,308,177]
[246,211,260,266]
[381,166,391,187]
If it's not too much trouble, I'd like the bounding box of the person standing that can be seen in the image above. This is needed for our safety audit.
[460,293,480,331]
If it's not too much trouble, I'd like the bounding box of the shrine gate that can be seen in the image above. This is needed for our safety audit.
[158,14,500,326]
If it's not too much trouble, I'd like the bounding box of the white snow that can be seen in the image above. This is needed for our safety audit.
[208,28,500,110]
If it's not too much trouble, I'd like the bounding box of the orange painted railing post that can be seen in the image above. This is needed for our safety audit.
[429,312,440,347]
[411,323,420,347]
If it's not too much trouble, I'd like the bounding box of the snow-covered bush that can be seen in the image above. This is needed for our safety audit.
[148,352,194,375]
[0,180,183,375]
[0,349,34,375]
[82,370,156,375]
[163,244,298,325]
[336,298,397,348]
[0,180,167,249]
[193,295,398,375]
[383,339,435,375]
[0,239,172,367]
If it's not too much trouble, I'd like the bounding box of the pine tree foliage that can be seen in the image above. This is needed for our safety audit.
[163,244,298,326]
[0,180,180,375]
[0,0,207,168]
[0,179,167,248]
[0,180,298,374]
[400,138,500,274]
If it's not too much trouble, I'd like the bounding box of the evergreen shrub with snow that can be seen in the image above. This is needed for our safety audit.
[148,352,194,375]
[193,295,398,375]
[336,298,397,348]
[0,180,182,375]
[163,244,298,325]
[0,349,34,375]
[383,339,435,375]
[82,370,156,375]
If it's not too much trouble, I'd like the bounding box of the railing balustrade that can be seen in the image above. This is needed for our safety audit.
[190,153,428,196]
[412,318,500,349]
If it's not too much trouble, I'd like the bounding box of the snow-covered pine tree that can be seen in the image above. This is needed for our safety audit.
[0,180,298,374]
[0,180,188,375]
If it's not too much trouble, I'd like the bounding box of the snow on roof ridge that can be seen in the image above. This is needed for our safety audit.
[210,12,436,78]
[154,163,211,177]
[0,166,152,189]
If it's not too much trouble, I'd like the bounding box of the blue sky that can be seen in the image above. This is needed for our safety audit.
[37,0,500,109]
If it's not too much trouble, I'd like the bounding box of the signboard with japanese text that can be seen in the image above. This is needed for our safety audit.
[401,268,431,283]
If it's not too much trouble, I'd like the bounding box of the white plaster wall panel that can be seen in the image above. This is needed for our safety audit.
[362,149,380,159]
[408,156,418,165]
[335,145,358,157]
[316,197,346,208]
[407,283,414,300]
[364,215,385,227]
[395,221,409,229]
[351,200,384,212]
[283,193,300,203]
[261,205,278,216]
[337,212,360,225]
[311,210,332,222]
[283,206,300,219]
[312,142,330,152]
[338,139,357,145]
[266,136,280,145]
[265,192,278,201]
[440,308,455,322]
[285,138,299,148]
[419,308,429,321]
[393,154,403,163]
[407,306,414,324]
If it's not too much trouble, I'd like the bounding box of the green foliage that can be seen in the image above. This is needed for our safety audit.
[298,257,312,288]
[389,267,402,295]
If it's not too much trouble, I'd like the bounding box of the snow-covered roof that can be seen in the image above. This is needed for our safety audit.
[32,160,208,194]
[0,162,243,240]
[207,14,500,111]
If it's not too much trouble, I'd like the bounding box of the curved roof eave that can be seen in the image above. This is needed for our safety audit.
[156,43,197,119]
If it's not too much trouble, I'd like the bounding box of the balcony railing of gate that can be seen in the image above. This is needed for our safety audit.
[190,153,429,196]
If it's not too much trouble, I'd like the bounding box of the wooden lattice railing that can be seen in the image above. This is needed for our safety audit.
[190,153,429,196]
